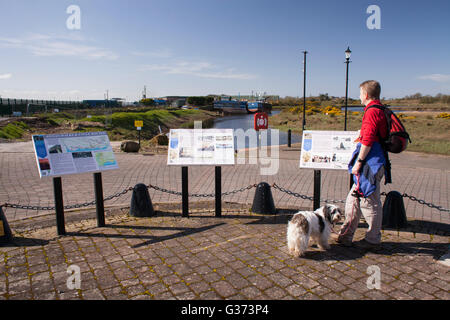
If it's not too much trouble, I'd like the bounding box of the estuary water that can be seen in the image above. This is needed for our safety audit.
[212,111,302,150]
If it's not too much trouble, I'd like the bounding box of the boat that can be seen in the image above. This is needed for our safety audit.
[213,99,272,114]
[213,100,248,114]
[247,101,272,114]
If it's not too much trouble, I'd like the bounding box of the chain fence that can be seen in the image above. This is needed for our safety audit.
[1,182,449,213]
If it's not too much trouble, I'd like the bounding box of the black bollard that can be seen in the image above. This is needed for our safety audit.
[53,177,66,236]
[251,182,276,215]
[130,183,155,217]
[0,206,13,244]
[182,167,189,217]
[288,129,291,148]
[382,191,408,229]
[313,170,321,211]
[93,172,105,227]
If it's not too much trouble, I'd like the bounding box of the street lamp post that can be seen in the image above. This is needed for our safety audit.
[344,47,351,131]
[302,50,307,131]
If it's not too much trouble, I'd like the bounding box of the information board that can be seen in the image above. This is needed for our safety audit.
[167,129,235,165]
[32,132,119,178]
[299,130,359,170]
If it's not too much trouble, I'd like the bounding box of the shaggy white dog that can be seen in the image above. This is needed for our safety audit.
[287,204,342,257]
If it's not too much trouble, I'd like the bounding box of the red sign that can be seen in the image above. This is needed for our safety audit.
[254,112,268,131]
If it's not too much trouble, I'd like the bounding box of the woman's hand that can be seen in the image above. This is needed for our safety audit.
[352,161,362,175]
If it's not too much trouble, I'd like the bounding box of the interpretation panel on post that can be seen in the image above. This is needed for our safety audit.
[299,130,359,170]
[32,131,118,178]
[167,129,235,166]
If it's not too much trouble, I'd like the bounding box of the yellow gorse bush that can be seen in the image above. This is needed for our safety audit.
[321,106,342,115]
[397,113,416,120]
[436,112,450,119]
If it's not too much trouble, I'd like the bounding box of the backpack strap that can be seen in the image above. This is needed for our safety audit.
[365,104,391,141]
[363,104,392,184]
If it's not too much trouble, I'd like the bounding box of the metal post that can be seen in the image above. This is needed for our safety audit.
[93,172,105,227]
[181,166,189,217]
[288,129,291,147]
[215,166,221,217]
[53,177,65,235]
[302,51,307,131]
[138,130,141,147]
[313,170,321,211]
[344,59,350,131]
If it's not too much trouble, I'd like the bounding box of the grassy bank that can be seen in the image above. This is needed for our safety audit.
[0,109,217,142]
[0,121,30,139]
[271,108,450,155]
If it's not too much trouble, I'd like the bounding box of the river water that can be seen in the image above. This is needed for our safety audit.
[213,110,302,149]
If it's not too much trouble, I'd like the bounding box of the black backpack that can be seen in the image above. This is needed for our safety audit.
[366,104,412,153]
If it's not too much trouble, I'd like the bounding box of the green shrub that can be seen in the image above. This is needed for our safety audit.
[0,122,27,139]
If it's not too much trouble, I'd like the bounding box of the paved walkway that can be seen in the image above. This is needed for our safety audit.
[0,142,449,224]
[0,141,449,300]
[1,205,449,300]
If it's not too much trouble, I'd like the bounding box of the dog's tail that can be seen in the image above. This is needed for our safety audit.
[290,214,309,234]
[288,214,310,257]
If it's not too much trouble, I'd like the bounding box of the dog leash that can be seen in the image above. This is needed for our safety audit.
[330,174,360,236]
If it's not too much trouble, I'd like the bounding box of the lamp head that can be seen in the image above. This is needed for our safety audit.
[345,47,352,60]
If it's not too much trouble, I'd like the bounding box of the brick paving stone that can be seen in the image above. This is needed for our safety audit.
[211,280,237,298]
[81,288,105,300]
[224,273,250,290]
[199,290,221,300]
[246,274,274,291]
[317,277,347,293]
[189,281,211,295]
[364,290,392,300]
[264,286,288,299]
[0,190,449,301]
[387,290,414,300]
[240,286,263,299]
[414,281,441,295]
[433,290,450,300]
[407,289,437,300]
[148,282,169,296]
[285,284,307,297]
[267,273,294,289]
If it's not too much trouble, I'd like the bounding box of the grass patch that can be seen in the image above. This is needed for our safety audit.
[271,109,450,155]
[79,109,213,140]
[0,121,29,139]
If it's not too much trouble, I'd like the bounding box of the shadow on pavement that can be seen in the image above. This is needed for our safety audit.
[303,241,449,261]
[386,220,450,236]
[66,222,226,249]
[0,237,49,247]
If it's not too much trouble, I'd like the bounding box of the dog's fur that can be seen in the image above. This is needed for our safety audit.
[287,204,342,257]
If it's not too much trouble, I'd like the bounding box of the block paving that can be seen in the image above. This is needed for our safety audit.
[1,205,449,300]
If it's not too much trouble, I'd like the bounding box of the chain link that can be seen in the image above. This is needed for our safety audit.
[1,186,135,211]
[1,183,448,213]
[272,183,314,201]
[395,192,449,213]
[147,183,257,198]
[274,184,449,212]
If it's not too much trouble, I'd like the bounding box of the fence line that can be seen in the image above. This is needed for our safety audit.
[2,182,449,213]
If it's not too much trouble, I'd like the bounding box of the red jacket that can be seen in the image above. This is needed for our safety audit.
[358,100,388,147]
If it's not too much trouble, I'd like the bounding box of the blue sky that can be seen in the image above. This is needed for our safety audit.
[0,0,449,101]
